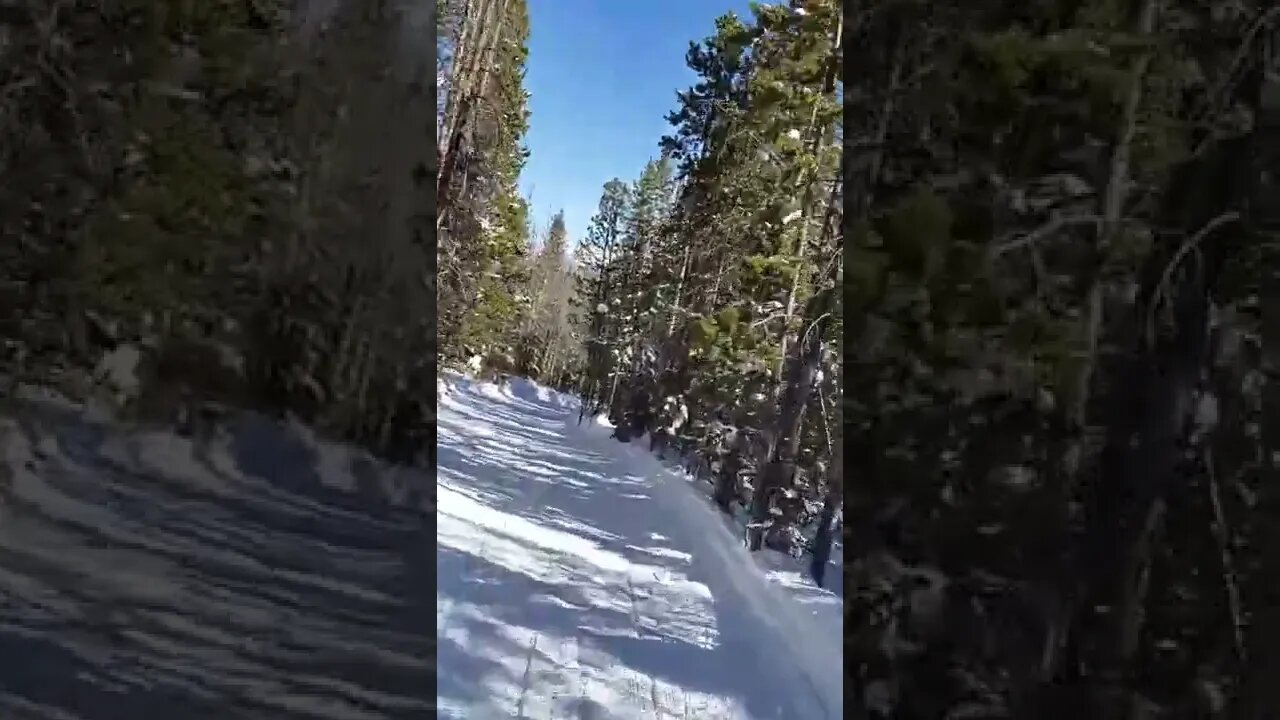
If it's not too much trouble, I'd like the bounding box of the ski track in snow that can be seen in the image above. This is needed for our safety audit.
[437,374,842,720]
[0,395,432,719]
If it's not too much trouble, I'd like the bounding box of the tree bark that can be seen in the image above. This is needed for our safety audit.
[748,200,840,550]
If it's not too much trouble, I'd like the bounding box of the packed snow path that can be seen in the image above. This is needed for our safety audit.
[0,395,433,719]
[437,376,842,719]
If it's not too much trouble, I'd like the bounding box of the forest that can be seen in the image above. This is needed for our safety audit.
[0,0,436,462]
[437,0,843,560]
[4,0,1280,717]
[847,1,1279,718]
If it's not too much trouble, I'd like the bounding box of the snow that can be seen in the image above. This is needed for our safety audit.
[437,373,842,719]
[90,343,143,405]
[0,392,431,718]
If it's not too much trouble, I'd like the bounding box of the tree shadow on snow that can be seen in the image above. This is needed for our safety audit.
[0,398,433,720]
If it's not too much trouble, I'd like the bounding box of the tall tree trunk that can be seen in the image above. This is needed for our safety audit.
[713,428,750,511]
[748,193,840,550]
[1242,233,1280,717]
[437,0,506,234]
[1054,6,1233,717]
[809,437,842,589]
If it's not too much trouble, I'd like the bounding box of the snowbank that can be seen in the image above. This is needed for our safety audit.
[593,432,843,718]
[507,377,575,410]
[0,393,433,718]
[2,393,431,513]
[564,382,843,599]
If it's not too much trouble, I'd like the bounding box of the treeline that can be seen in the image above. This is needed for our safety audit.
[0,0,435,464]
[570,0,843,563]
[849,1,1278,718]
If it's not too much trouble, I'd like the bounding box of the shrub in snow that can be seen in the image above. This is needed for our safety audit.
[129,338,248,433]
[90,343,143,411]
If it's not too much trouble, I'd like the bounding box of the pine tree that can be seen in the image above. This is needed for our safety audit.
[575,180,632,409]
[438,0,533,364]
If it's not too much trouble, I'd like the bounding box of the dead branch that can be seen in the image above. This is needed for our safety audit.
[1193,5,1280,144]
[1203,446,1248,665]
[989,214,1104,258]
[1144,210,1241,343]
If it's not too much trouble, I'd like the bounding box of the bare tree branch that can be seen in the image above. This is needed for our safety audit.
[1194,6,1280,133]
[1203,447,1248,665]
[1145,210,1241,343]
[989,214,1104,258]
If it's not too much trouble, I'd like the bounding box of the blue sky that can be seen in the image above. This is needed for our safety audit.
[520,0,756,245]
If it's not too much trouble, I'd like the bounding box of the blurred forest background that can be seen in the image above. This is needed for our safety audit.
[847,1,1279,718]
[0,0,436,463]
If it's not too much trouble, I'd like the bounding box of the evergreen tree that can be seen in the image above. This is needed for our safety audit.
[575,180,632,409]
[438,0,533,365]
[1,0,439,465]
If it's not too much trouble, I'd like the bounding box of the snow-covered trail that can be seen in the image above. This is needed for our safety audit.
[436,375,842,720]
[0,394,433,719]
